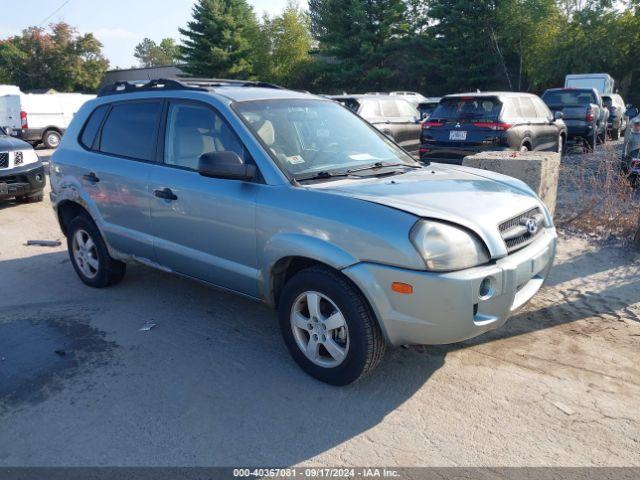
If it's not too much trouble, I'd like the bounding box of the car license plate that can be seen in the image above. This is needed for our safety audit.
[449,130,467,141]
[0,183,8,195]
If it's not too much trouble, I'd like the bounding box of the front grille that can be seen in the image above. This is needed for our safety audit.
[499,207,544,253]
[14,151,23,166]
[0,152,8,169]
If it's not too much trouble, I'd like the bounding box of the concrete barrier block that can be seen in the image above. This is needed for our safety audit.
[462,151,561,216]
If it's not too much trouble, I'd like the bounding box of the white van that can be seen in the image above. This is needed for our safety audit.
[0,87,95,148]
[564,73,615,95]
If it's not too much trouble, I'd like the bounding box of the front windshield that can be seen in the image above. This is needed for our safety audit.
[234,99,418,179]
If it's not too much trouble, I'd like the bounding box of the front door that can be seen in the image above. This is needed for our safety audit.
[148,100,259,297]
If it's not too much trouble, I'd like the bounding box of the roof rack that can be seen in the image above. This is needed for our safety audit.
[177,77,284,89]
[97,78,207,97]
[97,77,284,97]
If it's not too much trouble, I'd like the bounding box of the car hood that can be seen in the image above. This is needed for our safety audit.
[309,163,546,257]
[0,135,31,152]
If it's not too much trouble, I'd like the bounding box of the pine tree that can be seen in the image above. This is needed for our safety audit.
[427,0,501,93]
[179,0,260,78]
[308,0,408,91]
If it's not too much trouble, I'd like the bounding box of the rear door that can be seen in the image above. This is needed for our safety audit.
[76,100,161,261]
[147,99,259,296]
[378,98,420,154]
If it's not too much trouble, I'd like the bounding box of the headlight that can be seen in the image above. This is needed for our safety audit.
[410,220,490,271]
[16,149,39,166]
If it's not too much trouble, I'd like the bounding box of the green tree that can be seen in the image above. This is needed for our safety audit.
[134,37,181,67]
[309,0,408,91]
[179,0,260,78]
[267,1,313,85]
[0,23,109,92]
[426,0,502,93]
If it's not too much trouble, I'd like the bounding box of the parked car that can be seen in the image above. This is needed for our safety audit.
[621,107,640,184]
[331,94,421,155]
[541,87,608,150]
[0,125,46,202]
[50,78,556,385]
[0,87,95,149]
[565,73,614,94]
[420,92,566,164]
[417,98,441,120]
[390,91,428,106]
[602,93,627,140]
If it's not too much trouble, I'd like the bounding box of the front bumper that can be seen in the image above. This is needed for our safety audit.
[0,161,46,199]
[343,227,557,346]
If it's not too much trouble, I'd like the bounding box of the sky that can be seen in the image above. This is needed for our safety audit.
[0,0,308,70]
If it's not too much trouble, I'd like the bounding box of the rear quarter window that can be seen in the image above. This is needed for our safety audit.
[99,101,162,161]
[79,105,109,149]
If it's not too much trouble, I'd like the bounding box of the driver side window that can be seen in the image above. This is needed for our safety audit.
[164,102,247,170]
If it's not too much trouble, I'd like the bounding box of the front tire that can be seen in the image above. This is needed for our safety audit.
[278,266,385,385]
[67,215,126,288]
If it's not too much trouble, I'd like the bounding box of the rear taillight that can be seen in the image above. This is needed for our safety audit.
[20,111,28,129]
[586,108,594,122]
[472,121,512,131]
[422,121,444,129]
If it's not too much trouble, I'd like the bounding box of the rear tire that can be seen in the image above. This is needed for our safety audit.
[278,266,385,385]
[43,130,62,149]
[67,215,126,288]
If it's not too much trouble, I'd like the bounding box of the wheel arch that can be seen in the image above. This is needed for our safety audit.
[56,199,94,237]
[262,233,360,308]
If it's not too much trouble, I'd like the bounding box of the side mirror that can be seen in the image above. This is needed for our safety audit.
[198,151,256,181]
[625,106,639,119]
[554,111,564,120]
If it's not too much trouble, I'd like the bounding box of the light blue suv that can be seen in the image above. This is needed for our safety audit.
[50,79,557,385]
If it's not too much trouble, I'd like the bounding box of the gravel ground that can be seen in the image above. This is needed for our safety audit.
[0,148,638,466]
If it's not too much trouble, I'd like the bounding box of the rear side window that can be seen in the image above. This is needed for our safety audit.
[80,105,109,149]
[99,101,162,161]
[431,97,502,120]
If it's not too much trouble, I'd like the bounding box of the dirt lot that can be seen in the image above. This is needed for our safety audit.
[0,147,639,466]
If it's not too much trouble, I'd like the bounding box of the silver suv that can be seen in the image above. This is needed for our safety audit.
[50,79,557,385]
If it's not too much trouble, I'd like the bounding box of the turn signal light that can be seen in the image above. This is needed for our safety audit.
[391,282,413,294]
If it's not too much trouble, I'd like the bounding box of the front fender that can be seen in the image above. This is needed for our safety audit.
[259,232,360,305]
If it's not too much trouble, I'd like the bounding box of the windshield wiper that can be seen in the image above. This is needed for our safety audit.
[295,170,355,182]
[346,161,421,174]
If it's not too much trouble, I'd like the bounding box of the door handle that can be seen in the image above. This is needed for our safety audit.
[154,187,178,201]
[82,172,100,183]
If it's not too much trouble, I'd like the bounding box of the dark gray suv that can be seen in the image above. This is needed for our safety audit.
[420,92,567,164]
[331,95,421,155]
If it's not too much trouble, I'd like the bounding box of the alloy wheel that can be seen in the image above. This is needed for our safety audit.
[290,291,350,368]
[72,229,99,279]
